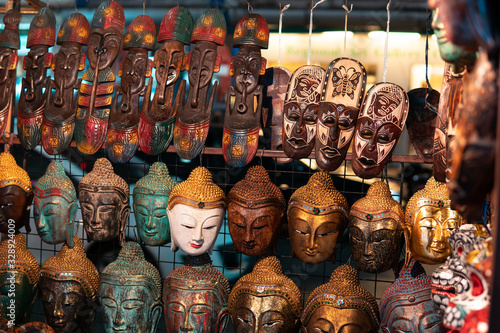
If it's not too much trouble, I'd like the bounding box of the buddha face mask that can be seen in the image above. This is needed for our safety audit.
[352,82,409,179]
[316,57,367,171]
[283,65,325,159]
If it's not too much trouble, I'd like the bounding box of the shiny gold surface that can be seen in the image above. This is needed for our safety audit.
[0,152,32,192]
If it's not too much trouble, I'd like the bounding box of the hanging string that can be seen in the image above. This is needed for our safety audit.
[247,0,253,13]
[143,0,145,15]
[425,8,432,91]
[382,0,392,82]
[74,0,78,12]
[308,0,327,65]
[278,3,290,67]
[342,1,353,55]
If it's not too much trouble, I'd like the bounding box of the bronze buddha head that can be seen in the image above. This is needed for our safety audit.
[100,242,162,333]
[349,181,404,273]
[301,265,380,333]
[288,172,349,264]
[163,253,229,333]
[227,166,286,256]
[78,158,130,244]
[40,237,99,333]
[229,256,302,332]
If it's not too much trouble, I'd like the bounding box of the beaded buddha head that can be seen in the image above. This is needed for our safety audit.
[163,253,229,333]
[79,158,130,244]
[100,242,162,333]
[40,237,99,333]
[380,260,444,333]
[17,322,56,333]
[0,234,39,326]
[0,152,33,234]
[167,167,225,256]
[133,162,176,246]
[288,172,348,264]
[301,265,380,333]
[229,256,302,332]
[34,161,77,247]
[404,177,463,265]
[227,166,286,256]
[349,181,404,273]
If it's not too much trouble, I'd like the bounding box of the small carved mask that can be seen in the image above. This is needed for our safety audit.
[40,237,99,333]
[133,162,176,246]
[404,177,463,265]
[349,181,404,274]
[78,158,130,244]
[167,167,226,256]
[0,3,20,87]
[0,234,39,326]
[229,256,302,333]
[301,265,380,333]
[352,82,409,179]
[316,57,367,171]
[164,253,230,333]
[380,260,445,333]
[288,172,348,265]
[227,166,286,256]
[283,65,325,159]
[100,242,162,333]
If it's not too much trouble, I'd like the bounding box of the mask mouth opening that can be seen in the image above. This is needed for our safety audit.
[357,157,377,167]
[320,147,340,158]
[287,138,307,149]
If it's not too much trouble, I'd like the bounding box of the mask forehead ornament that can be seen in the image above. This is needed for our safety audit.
[316,57,367,171]
[352,82,409,179]
[34,161,77,247]
[229,256,302,332]
[133,162,176,246]
[42,13,89,155]
[174,9,226,160]
[139,6,193,156]
[227,165,286,256]
[288,172,348,264]
[349,181,404,273]
[302,265,380,333]
[223,13,268,167]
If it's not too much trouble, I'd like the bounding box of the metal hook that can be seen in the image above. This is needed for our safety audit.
[74,0,78,12]
[143,0,145,15]
[247,0,253,13]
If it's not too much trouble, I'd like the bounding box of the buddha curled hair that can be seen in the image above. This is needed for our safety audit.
[79,158,128,201]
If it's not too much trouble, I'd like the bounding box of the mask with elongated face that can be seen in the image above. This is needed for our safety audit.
[0,234,39,326]
[301,265,380,333]
[404,177,463,265]
[227,165,286,256]
[229,256,302,333]
[174,9,226,160]
[133,162,176,246]
[352,82,409,179]
[17,7,55,151]
[287,172,349,264]
[34,161,77,247]
[40,237,99,333]
[283,65,325,159]
[316,57,367,171]
[75,0,125,155]
[100,242,162,333]
[42,13,89,155]
[380,259,445,333]
[139,6,193,156]
[167,167,226,256]
[78,158,130,244]
[349,181,404,273]
[223,14,268,167]
[164,253,229,333]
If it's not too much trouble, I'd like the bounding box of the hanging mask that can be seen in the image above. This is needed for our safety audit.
[351,82,409,179]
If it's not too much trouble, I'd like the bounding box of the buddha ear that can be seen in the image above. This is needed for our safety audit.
[150,300,162,332]
[119,204,131,246]
[300,326,307,333]
[403,224,412,268]
[24,192,34,233]
[216,309,229,333]
[166,208,179,252]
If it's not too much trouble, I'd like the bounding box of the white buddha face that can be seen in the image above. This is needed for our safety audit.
[167,204,225,256]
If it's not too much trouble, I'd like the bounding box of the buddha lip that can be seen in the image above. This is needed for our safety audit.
[431,247,446,253]
[190,242,202,249]
[320,147,340,158]
[52,320,65,327]
[144,231,157,237]
[242,242,255,249]
[287,137,307,149]
[304,249,318,256]
[357,157,377,167]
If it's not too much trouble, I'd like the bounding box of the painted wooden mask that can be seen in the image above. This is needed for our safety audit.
[174,9,226,160]
[301,265,380,333]
[42,13,89,155]
[100,242,162,333]
[287,172,348,264]
[75,0,125,155]
[139,6,193,156]
[223,13,268,167]
[316,57,366,171]
[283,65,325,159]
[351,82,409,179]
[227,166,285,256]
